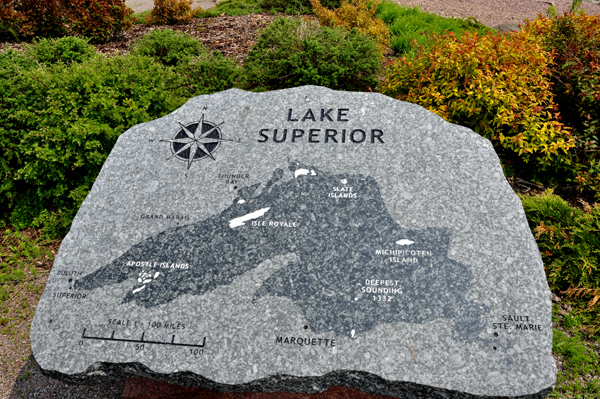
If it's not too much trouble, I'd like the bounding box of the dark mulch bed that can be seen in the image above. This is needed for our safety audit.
[96,14,278,60]
[0,14,278,62]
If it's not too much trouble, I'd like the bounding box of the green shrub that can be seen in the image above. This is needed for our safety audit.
[68,0,132,43]
[131,28,207,66]
[0,35,241,236]
[197,0,338,16]
[0,53,184,235]
[381,30,574,169]
[198,0,264,16]
[376,1,494,56]
[25,36,96,65]
[259,0,340,14]
[176,50,243,94]
[522,191,600,293]
[244,17,381,91]
[521,191,600,337]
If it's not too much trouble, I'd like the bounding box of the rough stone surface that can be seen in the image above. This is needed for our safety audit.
[492,23,521,34]
[31,86,556,398]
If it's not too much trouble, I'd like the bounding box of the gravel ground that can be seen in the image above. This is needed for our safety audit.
[391,0,600,28]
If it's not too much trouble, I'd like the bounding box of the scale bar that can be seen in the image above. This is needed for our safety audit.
[82,328,206,348]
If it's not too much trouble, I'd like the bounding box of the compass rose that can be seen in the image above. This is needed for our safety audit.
[161,114,232,169]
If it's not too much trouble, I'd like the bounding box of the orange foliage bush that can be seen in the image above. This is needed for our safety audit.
[381,30,574,167]
[0,0,132,41]
[309,0,390,54]
[523,10,600,195]
[149,0,195,25]
[524,11,600,141]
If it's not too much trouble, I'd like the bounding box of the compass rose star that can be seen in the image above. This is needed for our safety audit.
[161,115,231,169]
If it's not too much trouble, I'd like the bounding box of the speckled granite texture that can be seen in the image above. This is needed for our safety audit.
[31,86,556,398]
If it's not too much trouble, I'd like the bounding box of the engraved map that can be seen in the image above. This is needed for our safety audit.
[75,161,488,340]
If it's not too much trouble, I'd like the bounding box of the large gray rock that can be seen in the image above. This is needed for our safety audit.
[31,86,556,398]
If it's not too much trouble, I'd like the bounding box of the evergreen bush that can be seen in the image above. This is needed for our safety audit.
[198,0,263,17]
[259,0,340,14]
[131,28,206,66]
[25,36,96,64]
[176,50,242,94]
[0,35,240,236]
[0,53,180,235]
[522,191,600,293]
[244,17,381,91]
[521,191,600,334]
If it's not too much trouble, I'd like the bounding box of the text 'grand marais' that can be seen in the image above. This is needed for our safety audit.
[258,108,385,144]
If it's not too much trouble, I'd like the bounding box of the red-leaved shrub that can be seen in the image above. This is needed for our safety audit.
[525,9,600,146]
[0,0,24,38]
[0,0,132,41]
[524,9,600,196]
[0,0,67,38]
[68,0,132,43]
